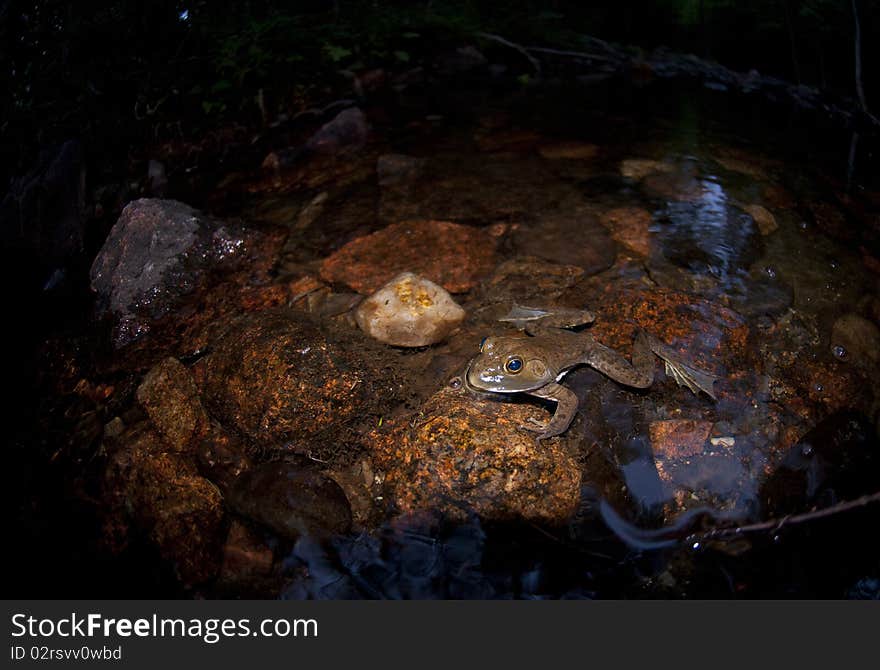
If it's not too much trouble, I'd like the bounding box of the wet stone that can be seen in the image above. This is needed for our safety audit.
[761,411,880,516]
[320,220,500,294]
[136,357,207,452]
[198,310,398,461]
[89,198,274,347]
[649,420,713,460]
[599,207,652,257]
[355,272,466,347]
[513,207,616,275]
[103,424,225,586]
[227,460,353,540]
[368,385,582,524]
[483,256,585,303]
[305,107,369,156]
[650,201,764,282]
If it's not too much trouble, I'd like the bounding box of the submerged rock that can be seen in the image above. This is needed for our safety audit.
[649,420,713,459]
[483,256,585,303]
[227,460,352,539]
[369,385,582,523]
[830,313,880,368]
[320,220,500,294]
[761,411,879,516]
[355,272,466,347]
[513,208,616,275]
[599,207,652,257]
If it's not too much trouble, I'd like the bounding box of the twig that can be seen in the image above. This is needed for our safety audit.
[525,46,617,63]
[699,490,880,541]
[476,32,541,76]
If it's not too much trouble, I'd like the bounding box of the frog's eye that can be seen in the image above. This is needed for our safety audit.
[479,336,488,352]
[504,357,523,374]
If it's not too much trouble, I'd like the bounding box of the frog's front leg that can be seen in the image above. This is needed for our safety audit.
[522,382,579,441]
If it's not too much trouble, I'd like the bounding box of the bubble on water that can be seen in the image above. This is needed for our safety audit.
[829,259,840,270]
[802,444,814,457]
[764,266,777,279]
[449,376,462,389]
[814,383,824,393]
[799,221,808,230]
[692,541,701,551]
[832,345,848,360]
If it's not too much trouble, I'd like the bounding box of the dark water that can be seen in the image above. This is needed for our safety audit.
[10,75,880,599]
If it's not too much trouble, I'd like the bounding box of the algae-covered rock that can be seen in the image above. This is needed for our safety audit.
[355,272,465,347]
[320,219,500,294]
[368,385,582,524]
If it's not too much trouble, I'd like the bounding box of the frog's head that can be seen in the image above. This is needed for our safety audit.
[465,335,556,393]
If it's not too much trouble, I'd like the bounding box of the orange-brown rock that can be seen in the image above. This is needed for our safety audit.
[320,220,500,294]
[136,357,208,452]
[649,420,712,459]
[599,207,652,257]
[575,281,749,373]
[368,385,581,524]
[103,423,225,586]
[199,310,401,460]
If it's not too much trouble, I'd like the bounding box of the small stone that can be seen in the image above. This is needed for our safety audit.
[355,272,465,347]
[649,420,713,459]
[710,436,736,448]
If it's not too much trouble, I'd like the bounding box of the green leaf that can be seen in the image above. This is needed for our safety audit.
[323,43,352,63]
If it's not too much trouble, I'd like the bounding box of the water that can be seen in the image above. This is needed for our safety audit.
[13,75,880,598]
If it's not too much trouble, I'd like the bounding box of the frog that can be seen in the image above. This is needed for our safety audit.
[464,304,717,440]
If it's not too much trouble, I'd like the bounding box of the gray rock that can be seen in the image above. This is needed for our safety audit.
[305,107,369,155]
[89,198,252,346]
